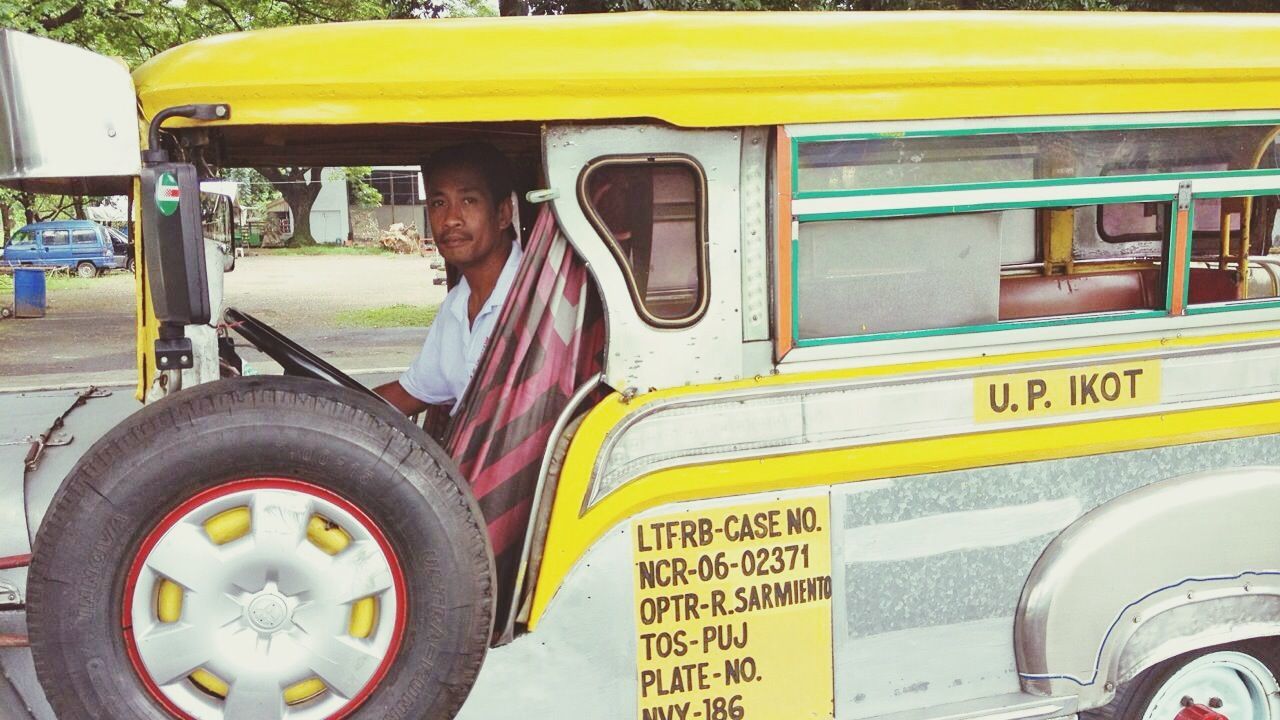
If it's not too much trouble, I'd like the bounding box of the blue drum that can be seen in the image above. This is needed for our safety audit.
[13,267,46,318]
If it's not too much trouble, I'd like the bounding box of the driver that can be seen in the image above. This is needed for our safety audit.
[374,142,520,416]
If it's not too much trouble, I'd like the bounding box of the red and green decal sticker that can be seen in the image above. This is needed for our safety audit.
[155,172,180,216]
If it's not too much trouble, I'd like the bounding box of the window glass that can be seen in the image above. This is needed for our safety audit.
[369,170,421,206]
[71,229,98,245]
[41,230,70,246]
[107,228,130,250]
[796,125,1271,194]
[795,200,1169,341]
[1187,192,1280,306]
[5,231,31,248]
[201,193,232,245]
[583,159,706,324]
[1096,163,1240,247]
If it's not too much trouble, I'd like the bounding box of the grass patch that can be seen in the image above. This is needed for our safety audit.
[0,272,100,292]
[336,304,439,328]
[248,245,392,256]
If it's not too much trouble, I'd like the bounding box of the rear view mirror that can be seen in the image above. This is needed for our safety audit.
[201,189,236,273]
[141,163,210,369]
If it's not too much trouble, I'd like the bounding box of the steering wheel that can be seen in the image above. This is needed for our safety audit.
[225,307,379,399]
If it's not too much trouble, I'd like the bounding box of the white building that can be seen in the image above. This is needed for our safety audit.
[263,168,352,245]
[367,166,427,237]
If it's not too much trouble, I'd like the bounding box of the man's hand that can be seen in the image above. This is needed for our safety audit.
[374,380,430,417]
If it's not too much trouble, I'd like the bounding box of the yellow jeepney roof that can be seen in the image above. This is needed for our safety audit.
[134,11,1280,129]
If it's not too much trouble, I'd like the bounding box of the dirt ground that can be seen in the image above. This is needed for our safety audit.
[0,254,446,389]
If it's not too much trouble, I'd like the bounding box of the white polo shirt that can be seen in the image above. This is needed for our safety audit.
[399,242,523,412]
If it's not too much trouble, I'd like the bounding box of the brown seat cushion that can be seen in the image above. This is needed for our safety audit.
[1000,270,1159,321]
[1188,267,1239,304]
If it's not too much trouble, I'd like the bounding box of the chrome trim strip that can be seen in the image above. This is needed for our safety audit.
[792,178,1182,218]
[1019,569,1280,685]
[584,336,1280,510]
[975,705,1068,720]
[506,372,603,639]
[787,110,1280,139]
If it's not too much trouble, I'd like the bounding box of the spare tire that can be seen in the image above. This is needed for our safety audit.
[27,376,494,720]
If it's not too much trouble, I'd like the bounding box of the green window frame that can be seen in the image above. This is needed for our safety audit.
[785,115,1280,349]
[1183,187,1280,317]
[789,193,1180,349]
[790,116,1280,201]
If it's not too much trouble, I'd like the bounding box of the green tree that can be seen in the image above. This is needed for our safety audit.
[517,0,1280,14]
[0,1,465,235]
[254,167,325,247]
[0,188,111,239]
[224,167,281,211]
[344,167,384,208]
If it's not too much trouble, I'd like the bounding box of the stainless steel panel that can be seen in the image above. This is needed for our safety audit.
[0,30,139,195]
[831,434,1280,720]
[545,124,749,393]
[1116,595,1280,687]
[847,692,1074,720]
[740,126,770,344]
[0,390,81,604]
[458,518,635,718]
[0,610,55,719]
[1016,466,1280,710]
[0,387,138,605]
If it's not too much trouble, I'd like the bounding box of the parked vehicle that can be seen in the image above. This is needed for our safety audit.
[106,225,135,273]
[8,12,1280,720]
[1,219,127,277]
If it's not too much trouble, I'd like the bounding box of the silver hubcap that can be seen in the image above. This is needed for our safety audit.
[246,592,291,632]
[1140,651,1280,720]
[128,486,401,720]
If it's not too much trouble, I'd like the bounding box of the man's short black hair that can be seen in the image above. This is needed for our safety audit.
[423,142,514,207]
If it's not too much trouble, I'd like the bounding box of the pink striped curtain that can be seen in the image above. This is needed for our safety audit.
[445,206,604,619]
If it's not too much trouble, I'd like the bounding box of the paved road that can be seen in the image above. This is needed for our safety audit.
[0,254,446,389]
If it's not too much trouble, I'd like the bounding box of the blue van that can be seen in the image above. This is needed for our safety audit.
[1,220,130,278]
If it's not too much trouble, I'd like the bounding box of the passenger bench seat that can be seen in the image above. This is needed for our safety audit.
[1000,267,1241,321]
[999,270,1159,320]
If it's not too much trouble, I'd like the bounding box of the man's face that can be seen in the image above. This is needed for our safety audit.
[426,163,512,270]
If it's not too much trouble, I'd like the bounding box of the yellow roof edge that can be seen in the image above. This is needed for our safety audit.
[134,11,1280,128]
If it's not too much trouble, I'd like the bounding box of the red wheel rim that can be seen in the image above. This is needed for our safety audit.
[122,477,408,720]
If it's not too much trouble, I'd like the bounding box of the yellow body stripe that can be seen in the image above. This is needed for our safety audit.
[528,328,1280,627]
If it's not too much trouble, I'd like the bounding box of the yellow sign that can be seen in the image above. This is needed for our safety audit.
[632,496,834,720]
[974,360,1161,423]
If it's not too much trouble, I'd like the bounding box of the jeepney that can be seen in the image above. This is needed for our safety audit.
[5,11,1280,720]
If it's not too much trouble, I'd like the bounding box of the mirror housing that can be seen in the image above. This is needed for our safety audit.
[141,163,210,370]
[200,181,238,274]
[0,30,139,195]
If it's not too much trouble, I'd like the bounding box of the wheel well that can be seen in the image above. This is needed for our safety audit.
[1015,468,1280,710]
[1114,595,1280,688]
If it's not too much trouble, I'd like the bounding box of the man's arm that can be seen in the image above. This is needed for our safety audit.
[374,380,430,417]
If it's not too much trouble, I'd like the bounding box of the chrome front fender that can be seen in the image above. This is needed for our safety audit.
[1015,467,1280,710]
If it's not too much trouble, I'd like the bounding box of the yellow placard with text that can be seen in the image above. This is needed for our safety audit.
[974,360,1161,423]
[632,496,834,720]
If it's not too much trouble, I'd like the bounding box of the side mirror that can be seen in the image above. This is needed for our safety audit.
[226,202,237,272]
[141,162,210,370]
[201,190,236,273]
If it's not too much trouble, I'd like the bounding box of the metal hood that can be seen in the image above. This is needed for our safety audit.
[0,30,139,195]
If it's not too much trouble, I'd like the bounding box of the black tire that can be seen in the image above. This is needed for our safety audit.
[127,257,136,274]
[28,376,494,720]
[1085,639,1280,720]
[75,261,98,279]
